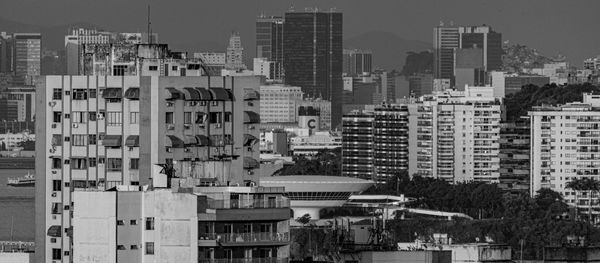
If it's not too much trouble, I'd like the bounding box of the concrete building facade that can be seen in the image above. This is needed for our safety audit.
[260,85,303,123]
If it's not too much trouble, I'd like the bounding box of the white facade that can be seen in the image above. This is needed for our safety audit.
[260,85,303,123]
[72,188,198,263]
[529,94,600,218]
[408,87,502,183]
[290,131,342,156]
[225,32,246,70]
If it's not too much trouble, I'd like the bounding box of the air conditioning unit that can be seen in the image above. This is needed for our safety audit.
[48,101,56,107]
[72,123,79,128]
[51,123,57,129]
[167,124,175,130]
[49,149,55,153]
[51,193,57,197]
[184,148,191,152]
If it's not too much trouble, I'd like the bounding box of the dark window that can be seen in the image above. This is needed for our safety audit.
[184,112,192,124]
[117,220,124,226]
[148,65,158,71]
[89,112,97,121]
[113,65,127,76]
[89,89,97,98]
[165,112,174,124]
[145,217,155,230]
[89,135,97,145]
[107,158,122,171]
[52,158,62,169]
[72,158,87,170]
[130,220,138,225]
[52,248,61,260]
[51,203,62,214]
[53,112,62,123]
[145,242,154,255]
[89,158,97,167]
[224,112,232,122]
[53,89,62,100]
[210,112,222,123]
[130,158,139,170]
[52,135,62,146]
[52,180,61,191]
[72,89,88,100]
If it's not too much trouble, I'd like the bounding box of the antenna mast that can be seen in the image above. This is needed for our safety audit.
[147,5,151,44]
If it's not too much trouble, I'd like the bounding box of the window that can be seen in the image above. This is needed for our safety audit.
[131,245,139,250]
[64,113,70,119]
[89,112,97,122]
[107,112,122,126]
[64,90,70,96]
[51,203,62,214]
[53,112,62,123]
[52,135,62,146]
[172,66,178,71]
[72,135,87,146]
[89,135,97,145]
[195,112,206,124]
[72,158,87,170]
[117,220,125,226]
[211,101,219,106]
[107,158,122,171]
[130,158,139,170]
[116,245,126,250]
[165,112,174,124]
[184,112,192,124]
[52,248,62,260]
[145,217,155,230]
[224,112,232,122]
[72,89,88,100]
[53,89,62,100]
[52,180,62,191]
[113,65,127,76]
[130,220,138,225]
[52,158,62,169]
[145,242,155,255]
[89,158,97,167]
[148,65,158,71]
[64,136,70,142]
[89,89,97,98]
[130,112,139,124]
[210,112,222,123]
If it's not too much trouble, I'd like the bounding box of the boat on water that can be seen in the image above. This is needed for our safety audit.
[7,172,35,187]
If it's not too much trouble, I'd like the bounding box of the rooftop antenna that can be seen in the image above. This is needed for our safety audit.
[147,5,152,44]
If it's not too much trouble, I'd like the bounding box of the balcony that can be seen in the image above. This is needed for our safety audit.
[200,232,290,244]
[207,198,290,209]
[199,258,288,263]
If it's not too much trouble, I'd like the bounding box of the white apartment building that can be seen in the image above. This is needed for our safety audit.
[35,75,262,263]
[408,86,502,183]
[254,57,282,82]
[529,93,600,219]
[194,52,226,66]
[260,85,303,123]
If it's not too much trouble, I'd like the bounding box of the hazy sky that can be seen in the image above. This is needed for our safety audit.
[1,0,599,64]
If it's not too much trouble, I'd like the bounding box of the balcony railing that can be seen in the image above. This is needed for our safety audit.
[207,198,290,209]
[199,258,288,263]
[199,232,290,243]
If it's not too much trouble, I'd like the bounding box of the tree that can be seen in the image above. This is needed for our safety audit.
[568,178,600,223]
[566,179,585,220]
[295,213,312,226]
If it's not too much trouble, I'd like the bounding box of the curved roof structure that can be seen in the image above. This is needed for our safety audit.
[259,176,373,193]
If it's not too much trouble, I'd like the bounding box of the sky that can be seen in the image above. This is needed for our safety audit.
[1,0,599,65]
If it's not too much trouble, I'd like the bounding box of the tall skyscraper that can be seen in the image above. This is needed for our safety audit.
[433,25,459,80]
[283,9,343,128]
[343,49,373,76]
[255,15,284,63]
[225,32,246,70]
[433,24,503,83]
[342,105,409,182]
[35,75,262,262]
[0,32,14,73]
[13,33,41,85]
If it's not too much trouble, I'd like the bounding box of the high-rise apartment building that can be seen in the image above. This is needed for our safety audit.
[343,49,373,76]
[13,33,41,85]
[342,105,409,182]
[35,75,262,263]
[408,74,434,97]
[407,86,502,183]
[283,10,343,128]
[254,57,283,82]
[225,32,246,70]
[498,122,530,193]
[260,84,303,123]
[529,94,600,221]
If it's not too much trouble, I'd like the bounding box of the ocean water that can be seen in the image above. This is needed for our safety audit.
[0,169,35,241]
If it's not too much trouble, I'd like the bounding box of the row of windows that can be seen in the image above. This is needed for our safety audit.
[52,111,139,124]
[50,157,137,170]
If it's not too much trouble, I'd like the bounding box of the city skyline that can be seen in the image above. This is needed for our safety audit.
[0,0,599,67]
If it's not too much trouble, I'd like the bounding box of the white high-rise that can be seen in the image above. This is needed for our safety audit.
[529,93,600,221]
[408,86,502,183]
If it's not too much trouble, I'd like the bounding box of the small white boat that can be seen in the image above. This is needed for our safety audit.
[7,172,35,187]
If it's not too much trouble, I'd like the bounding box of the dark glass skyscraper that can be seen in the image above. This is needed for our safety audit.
[255,16,284,64]
[460,26,503,72]
[283,11,343,128]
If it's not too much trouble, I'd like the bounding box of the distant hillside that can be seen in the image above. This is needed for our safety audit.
[502,43,557,73]
[344,31,431,71]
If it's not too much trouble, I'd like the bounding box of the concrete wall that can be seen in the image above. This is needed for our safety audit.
[0,253,33,263]
[72,191,117,263]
